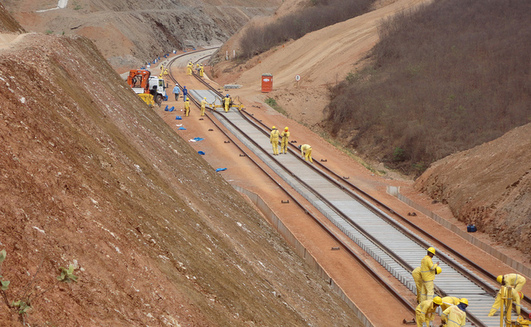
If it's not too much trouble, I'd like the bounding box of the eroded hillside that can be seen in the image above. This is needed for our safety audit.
[4,0,282,70]
[0,26,360,327]
[415,124,531,260]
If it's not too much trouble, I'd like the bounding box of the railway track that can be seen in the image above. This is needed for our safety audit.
[162,50,530,327]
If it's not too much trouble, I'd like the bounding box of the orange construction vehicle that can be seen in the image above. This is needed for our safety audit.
[126,69,167,106]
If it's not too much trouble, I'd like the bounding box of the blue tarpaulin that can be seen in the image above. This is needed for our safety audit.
[178,127,186,130]
[215,168,227,172]
[198,151,205,155]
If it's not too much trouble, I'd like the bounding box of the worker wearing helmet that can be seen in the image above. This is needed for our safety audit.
[224,94,232,112]
[199,64,204,77]
[440,296,459,312]
[413,266,441,304]
[186,61,193,75]
[280,127,290,154]
[415,296,442,327]
[182,86,188,102]
[420,247,440,302]
[441,298,467,327]
[200,97,207,116]
[298,144,313,162]
[270,126,280,155]
[488,286,523,316]
[497,273,527,292]
[184,98,190,117]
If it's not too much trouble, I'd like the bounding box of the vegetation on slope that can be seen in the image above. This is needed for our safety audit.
[238,0,375,58]
[325,0,531,176]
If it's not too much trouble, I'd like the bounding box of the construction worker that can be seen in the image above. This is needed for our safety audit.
[440,296,459,312]
[224,94,232,112]
[441,298,468,327]
[420,247,440,302]
[182,86,188,102]
[299,144,313,162]
[415,296,442,327]
[172,84,180,101]
[184,98,190,117]
[199,64,204,77]
[497,273,527,292]
[270,126,280,155]
[413,266,442,304]
[186,61,193,75]
[200,97,207,116]
[280,127,290,154]
[488,286,523,316]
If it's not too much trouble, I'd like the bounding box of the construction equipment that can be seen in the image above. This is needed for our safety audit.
[126,69,167,106]
[500,286,531,326]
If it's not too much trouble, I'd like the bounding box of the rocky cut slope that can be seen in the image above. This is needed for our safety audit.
[3,0,282,70]
[0,8,360,327]
[415,123,531,262]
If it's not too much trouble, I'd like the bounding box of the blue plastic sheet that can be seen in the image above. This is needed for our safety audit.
[215,168,227,172]
[197,151,205,155]
[191,137,204,142]
[175,116,182,120]
[178,127,186,130]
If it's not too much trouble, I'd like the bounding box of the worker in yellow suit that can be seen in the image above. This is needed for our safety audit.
[413,266,442,304]
[224,94,232,112]
[441,298,467,327]
[184,98,190,117]
[199,64,204,77]
[200,97,207,116]
[440,295,459,312]
[497,273,527,292]
[415,296,442,327]
[488,286,523,316]
[299,144,313,162]
[270,126,280,155]
[421,247,440,302]
[280,127,290,154]
[186,61,193,75]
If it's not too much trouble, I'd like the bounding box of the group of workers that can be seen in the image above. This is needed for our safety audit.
[413,247,527,326]
[186,61,204,77]
[268,126,312,161]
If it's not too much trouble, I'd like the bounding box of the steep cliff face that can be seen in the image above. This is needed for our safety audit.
[0,25,360,327]
[4,0,281,70]
[415,123,531,261]
[0,3,25,33]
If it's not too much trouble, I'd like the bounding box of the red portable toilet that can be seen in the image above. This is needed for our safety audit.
[261,73,273,92]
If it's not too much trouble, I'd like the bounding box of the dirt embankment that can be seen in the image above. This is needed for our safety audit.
[415,123,531,261]
[0,28,360,327]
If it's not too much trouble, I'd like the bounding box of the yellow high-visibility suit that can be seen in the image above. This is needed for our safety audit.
[224,96,231,112]
[186,62,193,75]
[488,286,522,316]
[420,255,438,302]
[280,129,290,154]
[200,99,207,116]
[300,144,312,162]
[415,299,438,327]
[184,100,190,117]
[412,267,423,304]
[441,297,460,312]
[270,128,280,155]
[199,64,204,77]
[441,305,466,327]
[503,274,526,292]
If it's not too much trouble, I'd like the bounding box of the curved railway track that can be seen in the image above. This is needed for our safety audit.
[162,50,530,327]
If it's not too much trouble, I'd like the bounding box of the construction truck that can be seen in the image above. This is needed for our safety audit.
[126,69,167,106]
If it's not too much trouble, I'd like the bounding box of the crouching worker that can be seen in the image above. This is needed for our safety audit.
[441,298,467,327]
[299,144,313,162]
[415,296,442,327]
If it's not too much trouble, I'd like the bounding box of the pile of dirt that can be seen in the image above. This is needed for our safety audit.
[415,123,531,260]
[0,26,361,327]
[0,3,25,33]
